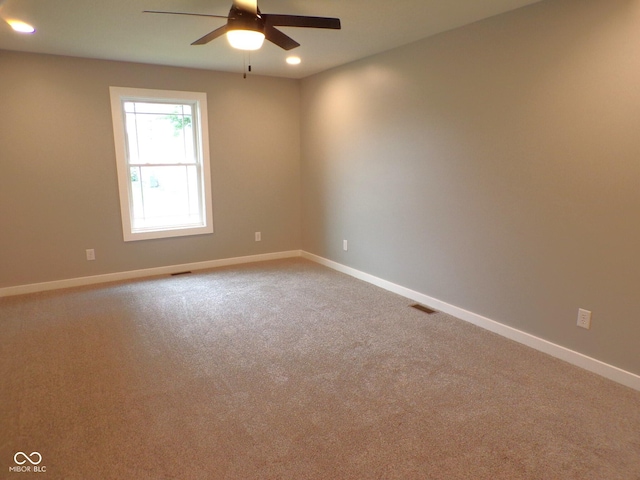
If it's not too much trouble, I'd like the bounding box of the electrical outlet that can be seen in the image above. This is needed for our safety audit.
[343,239,348,251]
[577,308,591,330]
[86,249,95,261]
[255,232,261,242]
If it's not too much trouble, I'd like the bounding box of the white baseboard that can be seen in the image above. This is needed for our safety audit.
[301,251,640,392]
[0,250,302,298]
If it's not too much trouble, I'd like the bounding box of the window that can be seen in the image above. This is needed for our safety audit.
[109,87,213,241]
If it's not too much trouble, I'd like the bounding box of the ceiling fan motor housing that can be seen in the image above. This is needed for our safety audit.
[228,6,265,34]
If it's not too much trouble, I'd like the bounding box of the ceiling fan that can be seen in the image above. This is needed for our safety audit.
[144,0,341,51]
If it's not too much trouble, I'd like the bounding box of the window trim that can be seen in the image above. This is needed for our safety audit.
[109,86,213,242]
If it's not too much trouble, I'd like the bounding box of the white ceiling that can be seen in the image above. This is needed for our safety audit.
[0,0,544,79]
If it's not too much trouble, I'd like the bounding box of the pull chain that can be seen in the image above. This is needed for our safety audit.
[243,52,253,79]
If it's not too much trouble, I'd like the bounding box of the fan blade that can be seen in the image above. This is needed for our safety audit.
[233,0,257,14]
[192,25,228,45]
[264,25,300,51]
[263,14,341,30]
[143,10,227,19]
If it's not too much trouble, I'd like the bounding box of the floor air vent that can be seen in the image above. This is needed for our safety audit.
[410,304,437,314]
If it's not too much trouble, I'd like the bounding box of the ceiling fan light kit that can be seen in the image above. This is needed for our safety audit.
[227,30,265,50]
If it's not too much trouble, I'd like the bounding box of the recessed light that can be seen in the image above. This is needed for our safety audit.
[7,19,36,34]
[286,56,301,65]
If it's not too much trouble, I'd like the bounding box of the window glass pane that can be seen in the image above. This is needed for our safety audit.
[132,102,185,115]
[125,113,140,163]
[130,166,143,222]
[186,165,200,217]
[131,165,202,231]
[184,120,195,162]
[126,107,195,165]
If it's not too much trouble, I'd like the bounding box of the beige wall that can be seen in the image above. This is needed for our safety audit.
[301,0,640,375]
[0,51,301,287]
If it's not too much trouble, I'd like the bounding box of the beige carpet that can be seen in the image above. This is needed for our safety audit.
[1,258,639,479]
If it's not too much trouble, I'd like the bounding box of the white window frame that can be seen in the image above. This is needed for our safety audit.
[109,86,213,241]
